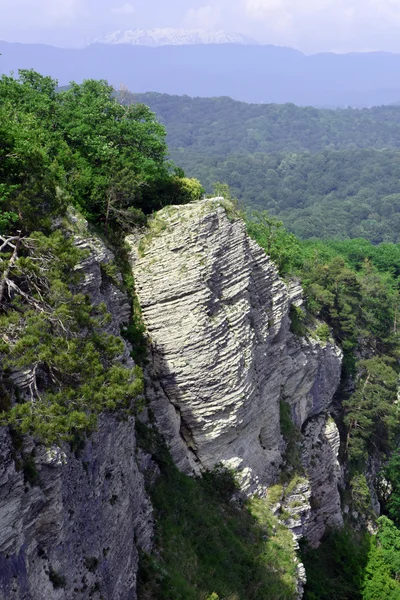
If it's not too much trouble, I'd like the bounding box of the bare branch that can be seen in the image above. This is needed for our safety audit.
[0,235,21,304]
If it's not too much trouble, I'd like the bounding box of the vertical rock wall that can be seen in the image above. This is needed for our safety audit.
[0,417,152,600]
[0,219,152,599]
[129,199,343,543]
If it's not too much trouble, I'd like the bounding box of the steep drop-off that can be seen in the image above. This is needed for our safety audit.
[129,198,343,546]
[0,220,152,600]
[0,199,346,599]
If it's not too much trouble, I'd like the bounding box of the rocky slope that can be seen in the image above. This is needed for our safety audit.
[0,199,345,599]
[129,198,343,546]
[0,219,152,600]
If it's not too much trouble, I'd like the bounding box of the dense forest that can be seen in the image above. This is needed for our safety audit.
[1,72,400,599]
[130,93,400,243]
[173,149,400,242]
[132,93,400,155]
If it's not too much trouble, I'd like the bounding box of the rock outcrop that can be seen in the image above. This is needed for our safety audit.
[0,199,346,600]
[301,416,343,545]
[0,416,152,600]
[0,218,152,600]
[129,198,343,544]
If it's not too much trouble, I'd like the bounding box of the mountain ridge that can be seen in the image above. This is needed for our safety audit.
[2,40,400,107]
[93,28,259,46]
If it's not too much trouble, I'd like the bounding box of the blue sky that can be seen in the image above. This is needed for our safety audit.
[2,0,400,53]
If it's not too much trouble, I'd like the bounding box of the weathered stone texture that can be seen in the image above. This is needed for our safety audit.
[301,416,344,546]
[130,199,343,510]
[0,417,152,600]
[0,225,152,600]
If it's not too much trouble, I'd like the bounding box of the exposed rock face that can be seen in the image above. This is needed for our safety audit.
[301,416,343,546]
[0,417,152,600]
[0,200,345,600]
[0,220,152,600]
[129,199,343,528]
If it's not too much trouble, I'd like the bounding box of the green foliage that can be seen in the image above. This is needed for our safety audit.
[302,529,371,600]
[344,357,399,463]
[84,556,99,573]
[0,70,197,445]
[168,176,204,203]
[48,568,66,589]
[350,475,372,515]
[0,235,144,444]
[248,209,400,517]
[0,71,198,237]
[131,93,400,243]
[381,452,400,526]
[175,150,400,244]
[22,453,39,486]
[133,92,400,155]
[246,211,302,275]
[315,323,331,342]
[279,401,303,476]
[137,424,298,600]
[363,517,400,600]
[129,88,400,600]
[289,305,307,337]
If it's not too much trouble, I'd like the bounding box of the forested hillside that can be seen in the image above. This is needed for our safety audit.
[1,71,400,600]
[173,149,400,242]
[131,93,400,242]
[133,93,400,154]
[247,218,400,599]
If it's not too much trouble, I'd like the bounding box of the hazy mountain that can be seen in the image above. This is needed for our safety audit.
[2,40,400,107]
[93,28,258,46]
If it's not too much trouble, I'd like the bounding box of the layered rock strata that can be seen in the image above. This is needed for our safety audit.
[129,199,343,519]
[301,416,343,545]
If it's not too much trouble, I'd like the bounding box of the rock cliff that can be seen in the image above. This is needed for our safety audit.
[0,417,152,600]
[129,198,343,544]
[0,199,345,600]
[0,219,152,600]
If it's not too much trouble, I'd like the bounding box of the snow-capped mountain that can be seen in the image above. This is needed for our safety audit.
[93,28,258,47]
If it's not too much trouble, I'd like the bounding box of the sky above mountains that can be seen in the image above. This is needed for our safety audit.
[2,0,400,53]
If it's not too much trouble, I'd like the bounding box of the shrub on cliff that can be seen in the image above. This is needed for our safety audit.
[0,70,200,237]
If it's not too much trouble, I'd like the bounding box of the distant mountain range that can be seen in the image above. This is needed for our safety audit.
[93,28,258,46]
[2,39,400,107]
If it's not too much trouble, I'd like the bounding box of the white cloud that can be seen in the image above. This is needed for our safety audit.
[244,0,339,19]
[48,0,80,18]
[111,3,135,14]
[241,0,400,51]
[185,4,221,28]
[0,0,83,27]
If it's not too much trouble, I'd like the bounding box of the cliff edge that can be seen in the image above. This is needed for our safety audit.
[129,198,343,545]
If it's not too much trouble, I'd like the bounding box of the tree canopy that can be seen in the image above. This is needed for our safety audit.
[0,70,203,444]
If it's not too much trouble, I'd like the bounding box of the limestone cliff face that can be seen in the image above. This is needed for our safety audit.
[0,417,152,600]
[0,220,152,600]
[129,198,343,544]
[0,199,345,600]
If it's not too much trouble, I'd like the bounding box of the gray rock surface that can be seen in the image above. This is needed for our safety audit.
[129,199,343,517]
[0,200,346,600]
[301,416,344,546]
[0,222,152,600]
[0,417,152,600]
